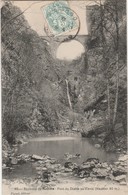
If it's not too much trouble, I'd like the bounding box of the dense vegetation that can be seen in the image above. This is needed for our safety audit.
[86,0,127,147]
[2,2,62,143]
[2,0,127,151]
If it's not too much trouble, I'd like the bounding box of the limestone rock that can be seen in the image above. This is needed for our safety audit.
[64,168,72,172]
[64,161,73,169]
[119,181,127,185]
[118,155,128,162]
[31,154,43,161]
[112,167,126,177]
[86,158,99,164]
[95,144,101,148]
[11,157,18,165]
[93,167,109,178]
[101,162,108,168]
[114,175,126,182]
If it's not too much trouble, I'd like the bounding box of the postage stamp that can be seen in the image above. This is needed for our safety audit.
[42,1,79,36]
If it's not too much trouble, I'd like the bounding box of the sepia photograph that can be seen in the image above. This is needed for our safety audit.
[1,0,127,194]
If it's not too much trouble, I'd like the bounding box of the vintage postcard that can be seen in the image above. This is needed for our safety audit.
[1,0,127,195]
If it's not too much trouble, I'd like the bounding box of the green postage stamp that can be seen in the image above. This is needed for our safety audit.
[42,1,79,36]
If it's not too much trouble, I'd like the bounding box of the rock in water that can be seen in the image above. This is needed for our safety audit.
[93,168,109,178]
[86,158,99,164]
[75,154,81,158]
[101,162,108,168]
[114,175,126,182]
[17,140,22,144]
[64,168,72,173]
[64,162,73,169]
[118,155,128,162]
[42,171,51,182]
[119,181,127,185]
[31,154,43,161]
[113,167,126,176]
[95,144,101,148]
[11,157,18,165]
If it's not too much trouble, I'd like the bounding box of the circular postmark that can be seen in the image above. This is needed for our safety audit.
[42,1,80,42]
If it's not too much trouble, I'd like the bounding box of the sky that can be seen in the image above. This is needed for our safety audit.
[56,40,85,60]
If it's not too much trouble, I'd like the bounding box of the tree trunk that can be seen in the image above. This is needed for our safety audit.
[107,79,111,128]
[113,1,119,127]
[65,79,72,110]
[113,54,119,126]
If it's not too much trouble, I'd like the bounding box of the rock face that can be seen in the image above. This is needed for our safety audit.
[81,118,105,138]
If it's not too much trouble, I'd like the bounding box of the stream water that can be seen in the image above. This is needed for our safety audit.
[18,136,118,163]
[4,136,119,180]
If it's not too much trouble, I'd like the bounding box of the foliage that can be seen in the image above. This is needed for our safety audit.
[1,1,127,145]
[1,2,62,143]
[86,0,126,134]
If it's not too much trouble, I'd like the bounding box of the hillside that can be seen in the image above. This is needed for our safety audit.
[1,1,127,152]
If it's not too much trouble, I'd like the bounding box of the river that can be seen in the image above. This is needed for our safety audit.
[18,136,118,164]
[4,136,119,180]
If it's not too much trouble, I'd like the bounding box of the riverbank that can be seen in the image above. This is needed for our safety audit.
[2,136,128,184]
[2,157,128,195]
[2,131,127,195]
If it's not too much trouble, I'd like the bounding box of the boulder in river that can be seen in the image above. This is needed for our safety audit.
[64,153,81,160]
[73,165,91,178]
[101,162,108,168]
[17,154,30,164]
[81,164,92,169]
[31,154,43,161]
[112,167,126,177]
[114,175,126,182]
[42,167,47,171]
[119,181,127,185]
[64,162,78,171]
[64,162,73,169]
[86,158,99,164]
[42,170,51,182]
[75,153,81,158]
[50,158,56,164]
[11,157,18,165]
[118,155,128,162]
[64,168,72,173]
[92,167,109,179]
[95,144,101,148]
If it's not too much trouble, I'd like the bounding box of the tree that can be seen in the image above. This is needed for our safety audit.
[1,2,62,142]
[86,0,126,138]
